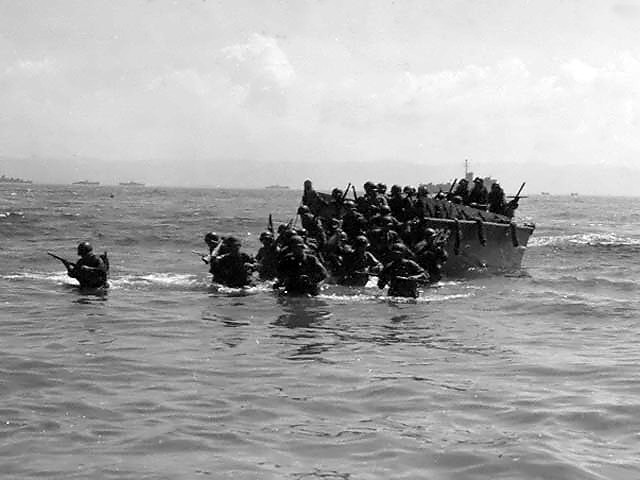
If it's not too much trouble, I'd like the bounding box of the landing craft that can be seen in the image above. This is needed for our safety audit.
[301,180,535,276]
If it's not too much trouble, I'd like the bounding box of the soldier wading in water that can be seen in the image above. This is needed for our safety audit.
[49,241,109,289]
[275,235,328,296]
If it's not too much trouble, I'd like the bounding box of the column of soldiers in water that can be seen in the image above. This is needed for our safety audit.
[202,177,511,298]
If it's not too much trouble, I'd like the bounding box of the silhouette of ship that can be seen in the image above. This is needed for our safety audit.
[119,181,145,186]
[265,184,290,190]
[72,180,100,185]
[0,174,32,184]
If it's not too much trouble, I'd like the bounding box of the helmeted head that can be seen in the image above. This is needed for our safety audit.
[364,181,376,193]
[473,177,483,185]
[424,228,436,241]
[204,231,219,246]
[289,235,306,255]
[377,183,387,194]
[390,184,402,195]
[259,231,274,243]
[331,188,343,199]
[77,241,93,256]
[297,205,310,215]
[223,236,241,251]
[491,182,500,190]
[459,178,469,186]
[354,235,369,249]
[418,184,429,196]
[343,199,356,210]
[380,205,391,215]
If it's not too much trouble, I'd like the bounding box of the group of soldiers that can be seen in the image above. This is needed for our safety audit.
[54,178,512,297]
[203,179,472,298]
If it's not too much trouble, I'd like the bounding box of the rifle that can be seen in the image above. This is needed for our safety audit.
[351,185,358,201]
[448,178,458,195]
[268,214,274,234]
[505,182,526,218]
[341,183,351,202]
[508,182,527,200]
[47,252,73,269]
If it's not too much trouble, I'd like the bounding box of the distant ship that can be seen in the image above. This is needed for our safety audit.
[119,181,145,186]
[570,192,579,197]
[0,174,32,184]
[72,180,100,185]
[541,192,550,196]
[265,184,290,190]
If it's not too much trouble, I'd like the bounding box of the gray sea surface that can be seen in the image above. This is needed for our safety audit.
[1,185,639,479]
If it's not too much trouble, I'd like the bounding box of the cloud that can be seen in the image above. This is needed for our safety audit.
[221,33,296,89]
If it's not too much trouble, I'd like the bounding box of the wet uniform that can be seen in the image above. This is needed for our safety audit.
[210,252,255,288]
[378,258,426,298]
[69,253,109,288]
[277,251,328,296]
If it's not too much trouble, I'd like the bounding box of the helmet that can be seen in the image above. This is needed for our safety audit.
[354,235,369,247]
[331,188,343,198]
[343,199,356,209]
[77,241,93,256]
[424,228,436,238]
[391,184,402,194]
[259,231,273,242]
[297,205,310,215]
[380,205,391,215]
[223,236,241,248]
[289,235,305,247]
[364,181,376,191]
[204,232,219,244]
[377,183,387,193]
[473,177,483,184]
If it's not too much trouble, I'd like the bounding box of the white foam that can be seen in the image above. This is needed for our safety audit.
[530,233,640,247]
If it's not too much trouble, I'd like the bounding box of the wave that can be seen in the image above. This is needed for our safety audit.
[529,233,640,248]
[532,275,639,291]
[2,270,477,303]
[0,211,25,218]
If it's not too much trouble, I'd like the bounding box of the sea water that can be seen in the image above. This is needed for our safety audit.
[1,185,639,479]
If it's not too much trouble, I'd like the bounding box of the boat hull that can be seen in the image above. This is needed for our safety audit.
[423,218,534,275]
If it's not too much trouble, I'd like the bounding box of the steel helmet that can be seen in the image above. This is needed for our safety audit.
[77,241,93,256]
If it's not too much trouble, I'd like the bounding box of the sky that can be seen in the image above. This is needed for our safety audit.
[1,0,640,194]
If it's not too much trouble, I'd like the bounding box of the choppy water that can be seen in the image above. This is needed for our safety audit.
[1,185,639,479]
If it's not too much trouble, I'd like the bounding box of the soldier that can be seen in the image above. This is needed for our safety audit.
[256,231,279,280]
[276,236,328,296]
[67,241,109,289]
[297,205,327,249]
[341,199,368,241]
[209,237,256,288]
[414,227,448,283]
[488,182,507,216]
[387,184,405,221]
[468,177,489,209]
[377,243,428,298]
[450,178,469,204]
[339,235,382,286]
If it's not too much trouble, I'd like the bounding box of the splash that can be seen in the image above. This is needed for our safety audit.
[529,232,640,248]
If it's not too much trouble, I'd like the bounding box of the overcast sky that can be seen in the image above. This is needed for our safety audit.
[1,0,640,193]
